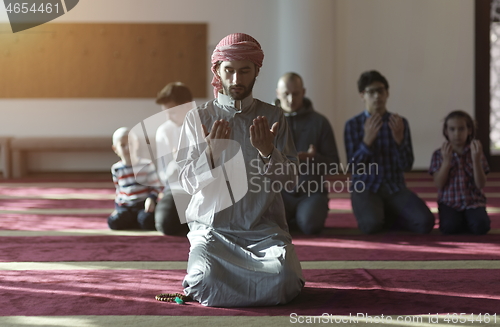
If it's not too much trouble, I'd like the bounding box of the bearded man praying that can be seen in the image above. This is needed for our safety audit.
[175,33,304,307]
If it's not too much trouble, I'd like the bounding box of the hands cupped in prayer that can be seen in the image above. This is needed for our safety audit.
[470,139,483,163]
[363,113,383,147]
[440,141,453,163]
[298,144,316,161]
[249,116,278,158]
[202,119,231,164]
[388,113,404,145]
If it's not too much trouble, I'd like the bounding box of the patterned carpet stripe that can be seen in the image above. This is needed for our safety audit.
[0,208,113,214]
[0,182,113,188]
[1,192,500,199]
[327,207,500,214]
[329,192,500,198]
[2,260,500,271]
[1,229,499,237]
[1,315,482,327]
[1,208,499,214]
[1,191,500,199]
[2,234,500,262]
[0,194,115,200]
[0,230,164,237]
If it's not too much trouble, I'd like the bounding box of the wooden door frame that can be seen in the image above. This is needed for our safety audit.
[476,0,500,170]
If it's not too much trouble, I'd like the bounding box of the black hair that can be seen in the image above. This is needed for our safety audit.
[357,70,389,93]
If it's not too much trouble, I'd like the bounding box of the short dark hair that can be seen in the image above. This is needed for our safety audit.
[443,110,476,144]
[357,70,389,93]
[156,82,193,105]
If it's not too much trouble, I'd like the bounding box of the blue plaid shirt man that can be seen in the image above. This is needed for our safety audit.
[344,110,414,194]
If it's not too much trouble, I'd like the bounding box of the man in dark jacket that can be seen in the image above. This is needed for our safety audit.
[275,72,340,234]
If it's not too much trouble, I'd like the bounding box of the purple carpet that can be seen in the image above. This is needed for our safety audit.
[0,269,498,316]
[1,173,500,318]
[2,234,500,262]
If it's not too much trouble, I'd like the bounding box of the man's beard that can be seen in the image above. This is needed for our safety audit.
[222,78,256,100]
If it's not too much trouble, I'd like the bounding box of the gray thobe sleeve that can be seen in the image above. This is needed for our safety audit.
[176,111,220,195]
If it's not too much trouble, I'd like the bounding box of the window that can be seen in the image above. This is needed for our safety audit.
[490,0,500,153]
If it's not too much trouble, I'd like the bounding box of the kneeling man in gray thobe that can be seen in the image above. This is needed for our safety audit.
[176,33,304,307]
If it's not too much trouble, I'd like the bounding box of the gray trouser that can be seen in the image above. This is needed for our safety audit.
[281,191,329,235]
[351,186,435,234]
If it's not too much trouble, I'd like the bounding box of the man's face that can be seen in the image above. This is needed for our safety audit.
[276,77,305,113]
[360,81,389,114]
[217,60,258,100]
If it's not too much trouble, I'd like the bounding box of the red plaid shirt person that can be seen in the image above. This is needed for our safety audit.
[429,145,489,210]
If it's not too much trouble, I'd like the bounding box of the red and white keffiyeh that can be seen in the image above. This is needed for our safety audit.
[210,33,264,98]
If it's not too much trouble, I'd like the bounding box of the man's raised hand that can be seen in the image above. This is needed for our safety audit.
[363,113,382,147]
[250,116,278,158]
[202,119,231,164]
[298,144,316,161]
[388,113,404,145]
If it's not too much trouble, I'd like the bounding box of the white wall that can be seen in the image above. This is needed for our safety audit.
[0,0,282,171]
[0,0,474,171]
[333,0,474,169]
